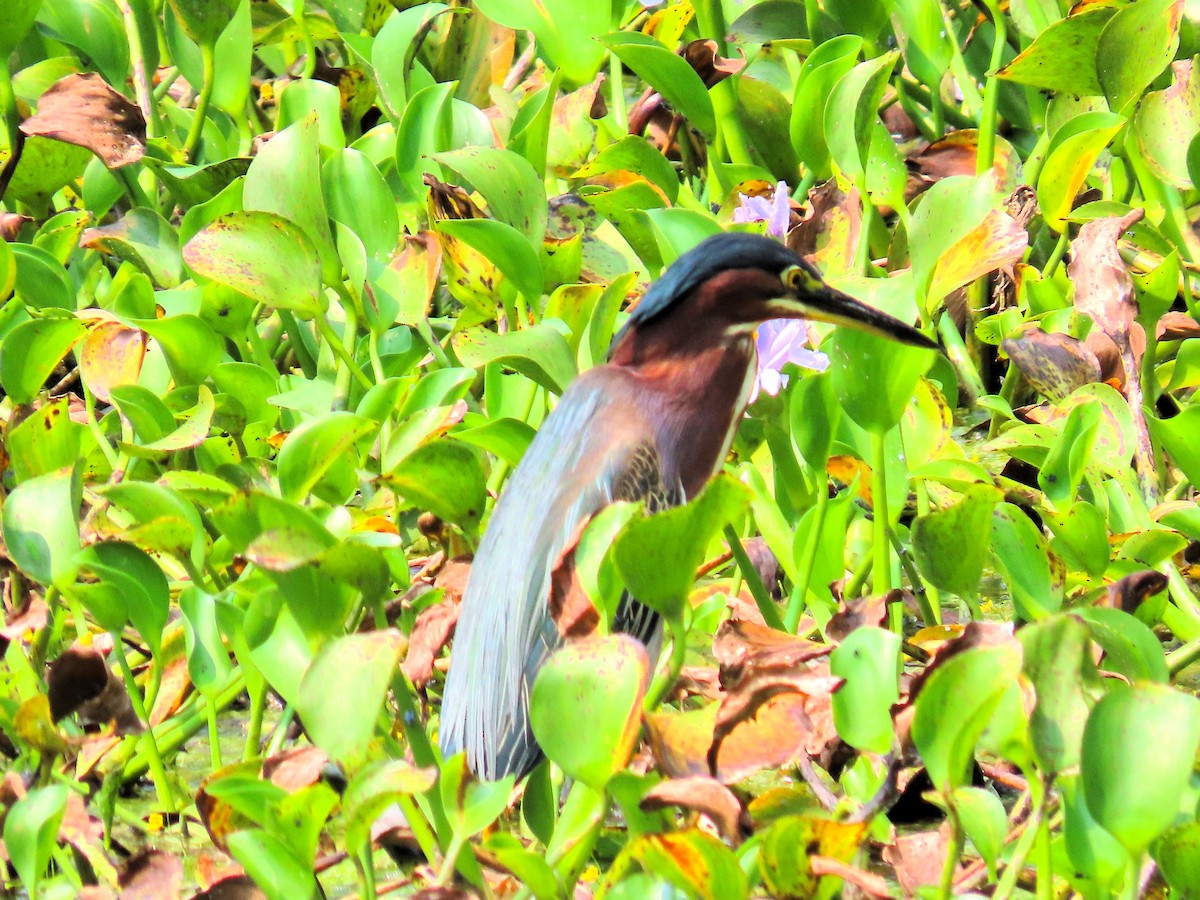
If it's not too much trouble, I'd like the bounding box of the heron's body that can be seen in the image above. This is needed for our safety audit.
[438,234,935,780]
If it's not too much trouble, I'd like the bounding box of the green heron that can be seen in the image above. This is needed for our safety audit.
[439,232,935,780]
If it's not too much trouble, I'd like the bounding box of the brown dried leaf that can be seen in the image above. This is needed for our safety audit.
[0,587,48,641]
[549,515,601,639]
[0,212,31,241]
[21,73,146,168]
[60,791,118,888]
[1102,569,1168,613]
[189,875,265,900]
[1159,310,1200,340]
[118,849,183,900]
[401,598,460,688]
[883,824,954,895]
[646,693,814,784]
[1002,327,1102,400]
[262,746,329,791]
[148,653,191,727]
[712,618,829,683]
[47,644,109,721]
[639,775,745,843]
[788,179,861,275]
[681,39,746,89]
[1069,209,1144,342]
[809,855,892,898]
[825,593,890,642]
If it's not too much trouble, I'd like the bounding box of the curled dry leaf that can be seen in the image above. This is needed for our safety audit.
[788,179,861,275]
[148,653,192,727]
[60,791,117,888]
[0,212,31,241]
[883,824,954,896]
[0,587,48,643]
[1002,327,1102,401]
[680,39,746,89]
[262,745,329,791]
[639,775,746,843]
[646,693,814,784]
[825,592,891,642]
[549,515,601,639]
[425,175,501,316]
[906,130,1022,201]
[1068,208,1157,499]
[1159,310,1200,340]
[809,855,892,898]
[20,73,146,168]
[1102,569,1168,613]
[401,598,460,688]
[927,208,1028,307]
[118,849,184,900]
[712,618,830,684]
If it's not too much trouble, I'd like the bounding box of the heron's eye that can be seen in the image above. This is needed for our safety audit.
[782,265,807,291]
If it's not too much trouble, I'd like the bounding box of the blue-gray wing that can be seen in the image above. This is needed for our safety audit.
[438,369,679,780]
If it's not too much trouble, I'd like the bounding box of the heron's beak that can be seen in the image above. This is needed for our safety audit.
[768,271,938,351]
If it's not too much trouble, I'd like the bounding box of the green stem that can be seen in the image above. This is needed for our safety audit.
[844,551,874,600]
[112,638,177,815]
[279,310,318,378]
[115,0,160,139]
[435,833,467,886]
[937,314,986,403]
[787,485,829,632]
[395,793,441,870]
[0,57,20,197]
[1167,635,1200,674]
[242,680,267,762]
[294,0,318,79]
[976,2,1006,175]
[358,839,378,899]
[857,186,877,276]
[609,53,627,133]
[1042,230,1070,279]
[871,433,894,624]
[315,313,373,400]
[183,42,217,161]
[205,693,222,771]
[545,782,607,891]
[643,619,688,711]
[992,784,1048,900]
[939,814,964,899]
[723,524,785,631]
[896,77,976,130]
[693,0,755,168]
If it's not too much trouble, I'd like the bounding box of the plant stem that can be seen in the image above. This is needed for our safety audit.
[184,42,216,161]
[115,0,160,139]
[871,432,897,630]
[723,524,785,630]
[315,313,373,400]
[435,833,466,886]
[242,680,266,762]
[643,618,687,711]
[112,637,177,815]
[693,0,755,168]
[279,310,318,378]
[976,1,1006,175]
[205,693,222,770]
[1042,230,1070,279]
[939,815,964,899]
[787,485,829,632]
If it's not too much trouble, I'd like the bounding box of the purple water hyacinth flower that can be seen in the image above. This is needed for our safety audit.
[749,319,829,403]
[730,180,830,401]
[733,180,791,238]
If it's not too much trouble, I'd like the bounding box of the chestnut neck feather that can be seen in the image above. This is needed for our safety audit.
[608,271,780,496]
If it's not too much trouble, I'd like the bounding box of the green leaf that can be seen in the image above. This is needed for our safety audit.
[600,33,716,138]
[990,503,1062,620]
[117,384,215,456]
[996,9,1115,96]
[1148,406,1200,489]
[343,759,437,854]
[474,0,608,84]
[790,36,862,180]
[167,0,238,47]
[951,787,1007,880]
[827,327,934,434]
[183,211,324,317]
[439,752,516,836]
[296,631,406,764]
[912,484,1003,599]
[5,397,85,482]
[134,316,223,387]
[371,3,450,117]
[324,149,397,260]
[1018,615,1095,774]
[824,52,898,184]
[0,0,43,55]
[243,115,339,286]
[912,638,1023,790]
[830,626,900,754]
[0,316,86,404]
[226,830,322,900]
[386,440,486,534]
[530,635,649,792]
[1097,0,1183,114]
[3,785,68,898]
[1038,399,1101,508]
[1082,682,1200,855]
[1156,822,1200,896]
[573,135,679,204]
[72,541,170,653]
[436,218,543,301]
[1133,60,1200,189]
[1044,500,1110,577]
[452,321,577,394]
[277,412,375,502]
[277,79,345,150]
[434,147,548,246]
[628,830,748,900]
[1073,607,1169,684]
[1,466,81,586]
[612,475,751,623]
[180,586,233,695]
[1037,115,1125,231]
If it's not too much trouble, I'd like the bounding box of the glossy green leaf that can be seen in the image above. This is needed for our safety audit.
[990,503,1062,620]
[573,135,679,204]
[474,0,608,84]
[1134,60,1200,188]
[135,315,223,387]
[277,412,375,502]
[3,785,68,898]
[437,218,543,301]
[296,631,406,764]
[1073,607,1169,684]
[1,466,81,586]
[1018,615,1095,773]
[830,626,900,754]
[996,9,1115,96]
[912,483,1003,600]
[530,635,649,792]
[1097,0,1183,113]
[952,787,1007,879]
[183,211,323,317]
[226,830,321,900]
[824,52,898,183]
[827,327,934,434]
[167,0,237,47]
[612,475,751,622]
[434,147,548,246]
[439,752,516,836]
[0,316,85,404]
[387,440,486,533]
[1148,406,1200,489]
[1039,398,1101,508]
[791,36,863,180]
[912,639,1023,790]
[452,321,577,394]
[600,33,716,138]
[0,0,43,55]
[1037,116,1125,231]
[73,541,170,652]
[323,149,398,261]
[1082,682,1200,855]
[180,586,233,694]
[1156,822,1200,896]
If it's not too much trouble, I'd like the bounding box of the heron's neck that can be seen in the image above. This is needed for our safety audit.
[613,326,757,497]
